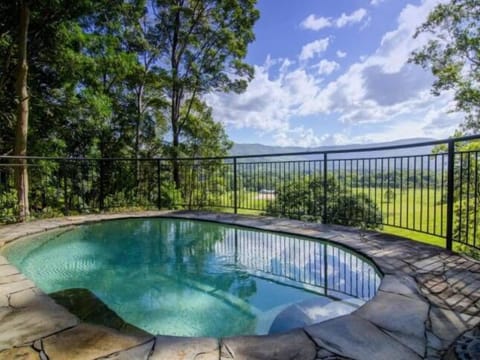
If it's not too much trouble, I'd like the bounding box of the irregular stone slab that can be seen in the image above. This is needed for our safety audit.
[0,279,35,297]
[429,306,480,346]
[411,256,445,274]
[449,277,480,300]
[305,314,421,360]
[0,265,20,277]
[0,346,40,359]
[0,273,27,285]
[0,256,8,265]
[372,257,414,275]
[0,306,11,319]
[316,348,351,360]
[98,339,154,360]
[384,329,426,357]
[425,330,443,351]
[354,291,428,339]
[0,296,78,350]
[151,336,218,360]
[8,288,50,308]
[221,329,316,360]
[42,323,151,360]
[379,275,422,300]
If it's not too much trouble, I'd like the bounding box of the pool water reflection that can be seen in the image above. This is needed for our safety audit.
[2,218,381,337]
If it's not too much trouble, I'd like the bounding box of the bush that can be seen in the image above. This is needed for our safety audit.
[0,189,18,223]
[266,177,382,229]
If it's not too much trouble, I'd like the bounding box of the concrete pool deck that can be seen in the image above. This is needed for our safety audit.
[0,211,479,360]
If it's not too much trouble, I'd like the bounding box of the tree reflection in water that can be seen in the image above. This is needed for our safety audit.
[3,218,381,337]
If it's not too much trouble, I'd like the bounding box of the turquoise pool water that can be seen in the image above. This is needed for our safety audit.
[2,218,381,337]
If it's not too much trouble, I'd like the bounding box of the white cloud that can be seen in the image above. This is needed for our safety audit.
[336,8,368,28]
[300,8,369,31]
[370,0,385,6]
[205,59,319,136]
[336,50,347,58]
[315,59,340,75]
[279,58,294,74]
[274,126,322,147]
[300,15,332,31]
[298,0,448,117]
[206,0,461,147]
[299,38,330,61]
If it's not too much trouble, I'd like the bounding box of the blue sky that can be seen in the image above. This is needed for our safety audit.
[206,0,462,147]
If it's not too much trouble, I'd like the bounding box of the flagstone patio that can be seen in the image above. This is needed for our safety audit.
[1,211,479,360]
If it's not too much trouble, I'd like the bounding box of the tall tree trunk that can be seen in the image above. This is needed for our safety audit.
[171,5,181,190]
[171,111,181,189]
[135,85,144,192]
[14,1,30,222]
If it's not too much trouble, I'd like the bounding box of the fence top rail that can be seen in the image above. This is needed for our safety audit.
[1,134,479,162]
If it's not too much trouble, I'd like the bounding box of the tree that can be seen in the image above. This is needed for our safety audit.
[1,0,105,219]
[14,1,31,221]
[411,0,480,131]
[174,100,232,208]
[150,0,259,188]
[1,0,248,219]
[266,176,382,229]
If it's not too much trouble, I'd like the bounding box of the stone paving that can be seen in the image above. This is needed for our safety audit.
[0,210,479,359]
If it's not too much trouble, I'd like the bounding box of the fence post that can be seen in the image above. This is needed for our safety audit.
[99,160,105,212]
[323,152,328,223]
[446,139,455,251]
[157,159,162,210]
[62,161,69,216]
[233,157,238,214]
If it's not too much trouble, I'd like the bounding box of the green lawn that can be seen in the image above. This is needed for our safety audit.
[212,187,477,252]
[350,187,447,247]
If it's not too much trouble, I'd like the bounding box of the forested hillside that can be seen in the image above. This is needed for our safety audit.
[0,0,259,219]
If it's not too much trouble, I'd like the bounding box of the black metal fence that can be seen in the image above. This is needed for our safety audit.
[1,134,479,251]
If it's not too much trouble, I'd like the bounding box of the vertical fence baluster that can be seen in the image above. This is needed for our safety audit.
[323,152,328,224]
[63,160,69,216]
[446,139,455,251]
[157,159,162,209]
[233,157,238,214]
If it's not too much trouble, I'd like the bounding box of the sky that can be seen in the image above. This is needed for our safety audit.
[205,0,463,147]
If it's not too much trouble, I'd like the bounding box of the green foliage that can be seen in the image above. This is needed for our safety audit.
[383,189,395,203]
[2,0,248,160]
[266,176,382,229]
[153,0,259,95]
[1,0,251,217]
[0,189,18,223]
[430,132,480,247]
[411,0,480,131]
[150,0,259,186]
[452,138,480,247]
[159,180,182,209]
[328,194,382,230]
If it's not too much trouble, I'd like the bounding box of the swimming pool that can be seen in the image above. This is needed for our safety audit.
[2,218,381,337]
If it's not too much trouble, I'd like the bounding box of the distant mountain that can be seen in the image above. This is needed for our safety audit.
[230,138,438,161]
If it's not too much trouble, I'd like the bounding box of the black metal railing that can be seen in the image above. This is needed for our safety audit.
[1,134,479,251]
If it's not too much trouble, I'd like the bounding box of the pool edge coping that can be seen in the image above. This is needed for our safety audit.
[1,210,479,360]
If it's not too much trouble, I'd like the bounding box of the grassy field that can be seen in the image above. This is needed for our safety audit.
[217,187,449,248]
[351,187,448,248]
[211,186,480,254]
